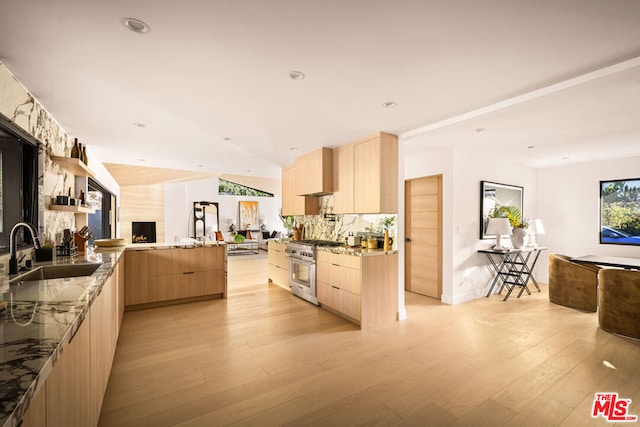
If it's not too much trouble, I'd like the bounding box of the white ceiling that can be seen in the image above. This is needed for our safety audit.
[1,0,640,179]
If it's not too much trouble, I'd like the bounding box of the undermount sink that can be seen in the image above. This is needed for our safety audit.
[9,262,102,284]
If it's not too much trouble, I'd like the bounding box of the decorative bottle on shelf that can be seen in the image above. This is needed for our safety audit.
[81,145,88,165]
[70,138,80,159]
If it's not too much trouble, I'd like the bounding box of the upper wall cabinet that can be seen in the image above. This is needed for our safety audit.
[332,143,355,214]
[334,132,398,214]
[282,164,319,216]
[295,147,333,196]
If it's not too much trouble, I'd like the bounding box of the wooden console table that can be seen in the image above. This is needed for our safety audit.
[479,247,547,300]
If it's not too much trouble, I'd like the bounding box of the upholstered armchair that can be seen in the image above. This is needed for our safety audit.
[548,254,601,312]
[598,268,640,339]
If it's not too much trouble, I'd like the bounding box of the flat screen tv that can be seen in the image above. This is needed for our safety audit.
[600,178,640,246]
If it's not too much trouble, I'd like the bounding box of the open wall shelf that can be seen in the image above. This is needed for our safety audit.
[48,205,96,214]
[51,155,95,178]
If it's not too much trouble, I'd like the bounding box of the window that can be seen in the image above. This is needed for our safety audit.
[218,178,273,197]
[0,125,38,251]
[87,178,115,244]
[600,178,640,246]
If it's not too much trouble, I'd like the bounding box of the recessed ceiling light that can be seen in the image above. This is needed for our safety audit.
[562,156,570,160]
[474,128,486,133]
[246,169,251,173]
[224,137,232,141]
[527,145,535,149]
[123,18,150,34]
[137,158,145,162]
[287,71,305,80]
[382,101,397,108]
[197,164,204,168]
[289,147,298,151]
[133,122,146,128]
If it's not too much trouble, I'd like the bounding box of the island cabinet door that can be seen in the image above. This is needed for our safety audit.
[149,271,223,302]
[199,246,225,271]
[148,248,184,275]
[125,249,150,305]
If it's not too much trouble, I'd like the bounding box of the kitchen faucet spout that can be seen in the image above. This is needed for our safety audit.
[9,222,41,275]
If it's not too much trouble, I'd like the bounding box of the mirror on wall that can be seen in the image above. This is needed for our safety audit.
[480,181,524,239]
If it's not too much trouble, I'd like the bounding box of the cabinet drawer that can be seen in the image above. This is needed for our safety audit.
[268,247,288,269]
[269,264,289,289]
[149,271,223,302]
[317,251,361,270]
[318,281,339,310]
[317,261,361,295]
[318,282,360,321]
[332,266,360,295]
[340,289,361,321]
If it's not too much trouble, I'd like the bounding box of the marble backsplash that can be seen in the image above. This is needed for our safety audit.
[290,195,397,245]
[1,63,77,273]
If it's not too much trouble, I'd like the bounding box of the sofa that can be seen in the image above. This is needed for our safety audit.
[255,230,282,250]
[598,268,640,339]
[548,253,601,312]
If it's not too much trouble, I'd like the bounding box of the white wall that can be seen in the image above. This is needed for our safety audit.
[401,134,538,305]
[536,156,640,281]
[164,177,284,242]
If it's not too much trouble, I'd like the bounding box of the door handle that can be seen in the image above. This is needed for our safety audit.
[405,238,412,242]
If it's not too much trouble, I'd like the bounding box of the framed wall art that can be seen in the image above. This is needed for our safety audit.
[239,201,259,230]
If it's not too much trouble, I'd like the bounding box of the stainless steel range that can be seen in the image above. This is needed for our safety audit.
[285,240,343,305]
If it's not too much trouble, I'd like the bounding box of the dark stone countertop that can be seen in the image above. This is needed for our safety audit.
[0,247,124,427]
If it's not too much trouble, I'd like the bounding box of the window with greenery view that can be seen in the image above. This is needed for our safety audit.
[218,178,273,197]
[600,178,640,245]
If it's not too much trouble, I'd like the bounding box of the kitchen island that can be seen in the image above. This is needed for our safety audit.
[317,246,398,329]
[124,242,227,310]
[0,247,124,427]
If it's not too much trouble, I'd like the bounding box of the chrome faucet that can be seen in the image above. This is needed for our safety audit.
[9,222,41,275]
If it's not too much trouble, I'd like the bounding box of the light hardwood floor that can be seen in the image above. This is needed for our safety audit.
[99,254,640,426]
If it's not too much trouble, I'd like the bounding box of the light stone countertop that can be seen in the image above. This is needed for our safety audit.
[317,246,398,256]
[124,241,226,250]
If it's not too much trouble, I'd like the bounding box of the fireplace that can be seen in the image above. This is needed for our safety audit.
[132,222,157,244]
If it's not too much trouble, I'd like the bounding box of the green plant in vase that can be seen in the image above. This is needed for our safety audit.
[490,205,528,248]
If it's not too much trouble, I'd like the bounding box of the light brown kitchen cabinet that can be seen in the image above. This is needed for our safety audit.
[19,256,124,427]
[281,164,318,216]
[332,144,355,214]
[295,147,333,195]
[333,132,398,214]
[45,312,92,427]
[19,383,46,427]
[354,132,398,213]
[117,255,125,329]
[267,240,289,290]
[124,249,150,305]
[317,251,398,328]
[89,271,119,425]
[125,246,227,308]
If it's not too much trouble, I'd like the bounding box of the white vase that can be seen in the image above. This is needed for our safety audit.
[511,227,528,249]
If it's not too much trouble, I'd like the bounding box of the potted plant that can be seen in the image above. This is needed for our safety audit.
[381,216,396,251]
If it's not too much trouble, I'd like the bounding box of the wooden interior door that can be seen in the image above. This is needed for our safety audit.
[405,175,442,299]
